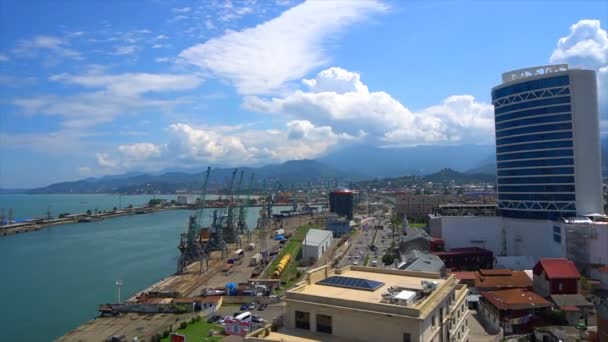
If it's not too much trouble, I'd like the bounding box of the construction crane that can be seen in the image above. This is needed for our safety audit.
[256,181,284,258]
[237,172,254,242]
[291,185,298,214]
[177,166,211,274]
[221,168,240,246]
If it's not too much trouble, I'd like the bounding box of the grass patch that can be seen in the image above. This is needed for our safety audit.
[263,224,322,292]
[408,222,427,228]
[160,320,222,342]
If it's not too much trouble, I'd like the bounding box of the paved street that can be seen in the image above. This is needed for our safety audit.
[338,211,396,269]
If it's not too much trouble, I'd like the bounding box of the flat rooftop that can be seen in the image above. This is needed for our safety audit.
[286,266,463,318]
[294,269,444,304]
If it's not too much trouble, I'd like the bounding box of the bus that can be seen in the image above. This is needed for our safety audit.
[235,311,252,322]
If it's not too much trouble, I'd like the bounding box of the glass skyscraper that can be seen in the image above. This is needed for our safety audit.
[492,65,603,220]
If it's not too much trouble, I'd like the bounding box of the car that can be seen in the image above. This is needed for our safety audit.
[252,316,265,323]
[207,315,222,323]
[240,304,248,311]
[248,302,257,310]
[257,304,268,311]
[353,261,359,265]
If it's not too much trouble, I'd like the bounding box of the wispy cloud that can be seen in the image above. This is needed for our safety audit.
[179,0,386,95]
[13,35,83,61]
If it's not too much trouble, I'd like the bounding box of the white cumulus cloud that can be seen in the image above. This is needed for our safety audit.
[244,67,494,146]
[178,0,385,95]
[550,19,608,120]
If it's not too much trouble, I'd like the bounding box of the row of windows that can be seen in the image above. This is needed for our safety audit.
[495,104,571,123]
[495,113,571,131]
[496,148,573,162]
[498,184,575,192]
[499,208,576,220]
[496,140,573,154]
[498,176,574,185]
[492,75,570,100]
[496,131,572,146]
[497,167,574,177]
[497,157,574,169]
[495,96,571,115]
[499,193,575,201]
[496,122,572,139]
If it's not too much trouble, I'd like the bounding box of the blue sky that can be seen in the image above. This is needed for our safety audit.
[0,0,607,188]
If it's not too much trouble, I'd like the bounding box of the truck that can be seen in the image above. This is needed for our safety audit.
[274,229,285,236]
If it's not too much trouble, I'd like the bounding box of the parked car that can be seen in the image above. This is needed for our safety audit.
[252,315,265,323]
[257,304,268,311]
[240,304,249,311]
[248,302,257,310]
[207,315,222,323]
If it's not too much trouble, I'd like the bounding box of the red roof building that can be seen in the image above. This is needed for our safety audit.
[434,247,494,271]
[533,258,581,297]
[479,289,552,336]
[474,269,533,291]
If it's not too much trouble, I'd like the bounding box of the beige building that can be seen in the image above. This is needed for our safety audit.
[246,266,469,342]
[395,193,448,222]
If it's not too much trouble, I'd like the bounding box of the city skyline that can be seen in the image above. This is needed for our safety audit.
[1,1,607,187]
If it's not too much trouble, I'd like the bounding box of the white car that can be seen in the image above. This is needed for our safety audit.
[353,261,359,265]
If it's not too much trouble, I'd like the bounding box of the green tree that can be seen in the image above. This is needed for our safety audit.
[382,253,395,266]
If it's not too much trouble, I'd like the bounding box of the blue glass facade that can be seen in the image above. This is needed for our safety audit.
[492,74,576,220]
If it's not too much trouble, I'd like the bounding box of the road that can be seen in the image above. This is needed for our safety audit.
[338,210,396,269]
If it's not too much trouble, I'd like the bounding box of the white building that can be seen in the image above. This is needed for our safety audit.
[493,64,603,220]
[176,195,194,205]
[428,65,607,276]
[429,213,608,275]
[302,229,333,263]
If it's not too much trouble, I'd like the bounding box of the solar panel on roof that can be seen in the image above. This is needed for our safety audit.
[316,276,384,291]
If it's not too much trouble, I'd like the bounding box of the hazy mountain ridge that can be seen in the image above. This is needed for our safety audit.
[27,160,364,194]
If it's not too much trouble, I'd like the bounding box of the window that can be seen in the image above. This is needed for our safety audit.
[295,311,310,330]
[496,148,573,162]
[403,333,411,342]
[495,104,571,123]
[495,113,572,131]
[498,167,574,177]
[316,314,332,334]
[495,96,571,115]
[553,225,562,243]
[495,122,572,139]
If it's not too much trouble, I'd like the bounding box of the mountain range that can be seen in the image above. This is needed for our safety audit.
[17,138,608,194]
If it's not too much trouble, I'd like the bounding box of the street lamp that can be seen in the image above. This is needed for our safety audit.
[115,280,123,303]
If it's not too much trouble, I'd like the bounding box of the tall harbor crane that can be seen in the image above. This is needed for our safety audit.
[177,167,211,274]
[256,181,284,257]
[237,172,254,242]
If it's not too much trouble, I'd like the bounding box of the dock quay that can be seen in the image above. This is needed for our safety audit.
[58,213,327,342]
[0,205,188,237]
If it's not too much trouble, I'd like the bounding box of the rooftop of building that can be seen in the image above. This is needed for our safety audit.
[303,229,333,246]
[434,247,492,256]
[451,271,477,281]
[549,294,593,309]
[475,269,533,290]
[286,265,465,319]
[534,258,581,280]
[480,289,552,311]
[398,250,446,275]
[499,64,569,85]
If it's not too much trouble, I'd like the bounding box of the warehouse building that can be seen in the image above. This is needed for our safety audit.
[302,229,333,264]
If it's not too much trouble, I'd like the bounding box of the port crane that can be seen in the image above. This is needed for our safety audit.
[237,172,254,242]
[177,166,211,274]
[256,181,284,257]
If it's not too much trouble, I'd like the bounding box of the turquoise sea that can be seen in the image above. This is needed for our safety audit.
[0,194,274,341]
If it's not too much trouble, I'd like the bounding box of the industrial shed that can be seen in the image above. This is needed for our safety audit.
[302,229,333,263]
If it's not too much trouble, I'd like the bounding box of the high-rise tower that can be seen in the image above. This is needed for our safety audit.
[492,64,603,220]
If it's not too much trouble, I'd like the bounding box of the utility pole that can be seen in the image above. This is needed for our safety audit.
[115,280,123,303]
